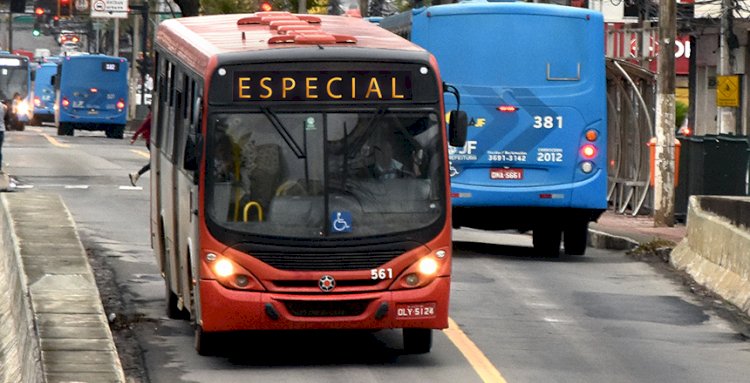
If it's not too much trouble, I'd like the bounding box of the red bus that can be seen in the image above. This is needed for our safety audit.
[151,12,466,355]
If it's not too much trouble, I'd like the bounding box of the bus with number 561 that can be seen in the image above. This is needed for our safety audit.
[151,11,466,355]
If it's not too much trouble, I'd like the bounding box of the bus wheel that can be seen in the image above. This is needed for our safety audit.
[107,125,125,139]
[163,249,186,319]
[533,227,562,257]
[563,222,589,256]
[165,281,185,320]
[403,328,432,354]
[195,325,219,356]
[57,123,74,136]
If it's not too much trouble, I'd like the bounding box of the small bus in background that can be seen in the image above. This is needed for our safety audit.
[54,54,129,138]
[152,11,466,355]
[380,0,607,256]
[32,62,58,125]
[0,51,33,131]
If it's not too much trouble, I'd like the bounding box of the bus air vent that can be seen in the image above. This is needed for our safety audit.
[281,299,372,317]
[250,250,402,271]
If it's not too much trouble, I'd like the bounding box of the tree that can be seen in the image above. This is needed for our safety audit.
[173,0,201,16]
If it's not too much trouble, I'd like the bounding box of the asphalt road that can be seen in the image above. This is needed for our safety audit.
[5,125,750,383]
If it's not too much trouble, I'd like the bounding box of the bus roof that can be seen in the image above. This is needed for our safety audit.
[420,1,601,19]
[156,13,425,74]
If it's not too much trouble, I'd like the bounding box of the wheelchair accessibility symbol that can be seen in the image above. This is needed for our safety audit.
[331,211,352,233]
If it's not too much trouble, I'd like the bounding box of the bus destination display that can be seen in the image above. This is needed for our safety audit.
[233,71,413,102]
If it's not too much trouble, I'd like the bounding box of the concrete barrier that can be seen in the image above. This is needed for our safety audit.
[0,193,125,382]
[671,196,750,316]
[0,195,44,383]
[0,194,44,382]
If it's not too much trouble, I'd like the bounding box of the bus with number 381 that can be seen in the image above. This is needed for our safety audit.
[381,0,607,257]
[151,12,467,355]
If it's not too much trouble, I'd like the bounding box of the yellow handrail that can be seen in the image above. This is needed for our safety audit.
[243,201,263,222]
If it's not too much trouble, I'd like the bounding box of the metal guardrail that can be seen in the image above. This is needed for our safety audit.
[606,58,656,216]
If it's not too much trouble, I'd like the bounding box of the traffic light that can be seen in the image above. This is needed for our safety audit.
[59,0,71,17]
[33,7,45,37]
[259,1,273,11]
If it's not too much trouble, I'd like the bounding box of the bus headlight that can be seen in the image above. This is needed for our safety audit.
[392,249,449,290]
[15,100,30,117]
[418,257,439,275]
[204,252,264,291]
[213,259,234,278]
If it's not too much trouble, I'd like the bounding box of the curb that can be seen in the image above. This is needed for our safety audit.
[1,193,125,382]
[0,194,43,383]
[588,228,640,251]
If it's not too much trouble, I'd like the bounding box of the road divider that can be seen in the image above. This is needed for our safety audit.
[671,196,750,317]
[0,193,125,382]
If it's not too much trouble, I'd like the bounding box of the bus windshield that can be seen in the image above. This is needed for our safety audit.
[0,60,29,101]
[206,108,444,239]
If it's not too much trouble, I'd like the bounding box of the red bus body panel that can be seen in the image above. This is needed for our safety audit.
[155,12,453,334]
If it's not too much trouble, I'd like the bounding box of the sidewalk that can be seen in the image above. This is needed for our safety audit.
[589,210,687,250]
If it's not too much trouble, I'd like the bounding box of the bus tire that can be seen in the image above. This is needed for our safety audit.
[165,281,184,320]
[57,123,74,136]
[107,125,125,139]
[162,240,186,320]
[563,222,589,256]
[194,325,219,356]
[533,227,562,257]
[403,328,432,354]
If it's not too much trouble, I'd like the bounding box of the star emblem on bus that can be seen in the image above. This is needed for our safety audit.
[319,275,335,292]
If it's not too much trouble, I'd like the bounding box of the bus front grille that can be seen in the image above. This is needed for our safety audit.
[252,251,402,271]
[282,299,372,317]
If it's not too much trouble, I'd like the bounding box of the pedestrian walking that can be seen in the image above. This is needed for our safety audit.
[129,109,152,186]
[0,99,8,172]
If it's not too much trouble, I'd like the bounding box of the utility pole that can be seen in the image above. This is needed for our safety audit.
[717,0,737,134]
[8,11,13,52]
[653,0,676,227]
[113,18,120,56]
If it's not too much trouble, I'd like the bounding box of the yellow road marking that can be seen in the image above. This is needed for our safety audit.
[42,133,70,148]
[443,317,508,383]
[130,149,150,159]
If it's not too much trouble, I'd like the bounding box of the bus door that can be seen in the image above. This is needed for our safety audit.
[172,73,197,311]
[156,59,179,298]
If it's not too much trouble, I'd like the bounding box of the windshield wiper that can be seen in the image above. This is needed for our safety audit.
[261,107,305,158]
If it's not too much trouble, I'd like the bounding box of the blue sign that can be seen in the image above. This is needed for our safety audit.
[330,211,352,233]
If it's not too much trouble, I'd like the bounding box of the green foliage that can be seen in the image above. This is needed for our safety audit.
[201,0,256,14]
[200,0,328,14]
[675,100,688,128]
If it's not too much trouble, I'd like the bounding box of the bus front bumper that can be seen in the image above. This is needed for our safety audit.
[199,277,450,332]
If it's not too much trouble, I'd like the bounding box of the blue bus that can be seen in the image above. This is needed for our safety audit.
[380,1,607,256]
[32,62,58,125]
[0,51,33,131]
[54,54,129,138]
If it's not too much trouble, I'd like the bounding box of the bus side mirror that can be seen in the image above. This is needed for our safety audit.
[448,110,467,147]
[50,75,56,86]
[30,71,36,82]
